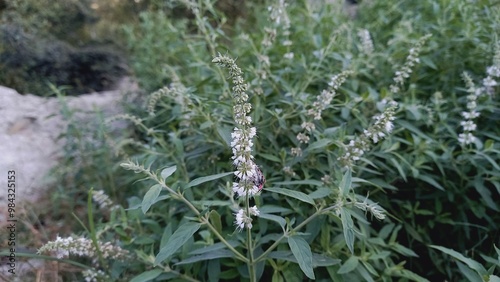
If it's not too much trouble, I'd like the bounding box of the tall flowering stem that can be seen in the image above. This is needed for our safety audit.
[389,34,432,95]
[357,29,374,56]
[458,43,500,146]
[338,101,398,168]
[213,53,261,281]
[459,73,481,145]
[212,54,261,200]
[290,71,352,159]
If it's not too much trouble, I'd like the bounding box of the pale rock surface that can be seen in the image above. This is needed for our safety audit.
[0,78,137,226]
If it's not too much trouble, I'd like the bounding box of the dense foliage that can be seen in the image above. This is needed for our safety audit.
[31,0,500,281]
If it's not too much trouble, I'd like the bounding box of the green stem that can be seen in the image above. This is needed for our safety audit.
[245,194,256,282]
[255,204,340,262]
[146,169,248,262]
[202,216,248,262]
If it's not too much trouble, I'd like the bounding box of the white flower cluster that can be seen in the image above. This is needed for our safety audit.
[282,166,297,177]
[235,206,260,231]
[308,71,352,121]
[354,197,386,220]
[459,73,481,145]
[92,190,119,212]
[291,71,352,160]
[458,44,500,146]
[338,101,398,168]
[213,54,262,230]
[38,236,128,261]
[82,269,109,282]
[213,54,261,197]
[389,34,432,95]
[290,147,302,157]
[484,41,500,95]
[357,29,374,55]
[264,0,292,59]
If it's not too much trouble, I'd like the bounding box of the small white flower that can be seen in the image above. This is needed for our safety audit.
[483,76,498,87]
[385,121,394,133]
[291,147,303,157]
[301,122,315,132]
[234,208,258,231]
[296,133,310,144]
[461,111,480,119]
[283,166,296,176]
[357,28,374,55]
[487,66,500,77]
[460,120,477,131]
[458,132,476,145]
[284,52,294,59]
[249,206,260,216]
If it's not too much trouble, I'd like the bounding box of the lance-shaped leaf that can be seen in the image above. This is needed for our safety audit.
[340,207,355,254]
[339,169,352,196]
[161,165,177,180]
[155,222,201,265]
[265,188,315,205]
[186,172,234,189]
[288,235,315,279]
[142,184,162,214]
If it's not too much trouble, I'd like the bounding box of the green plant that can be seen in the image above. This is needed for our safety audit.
[35,0,500,281]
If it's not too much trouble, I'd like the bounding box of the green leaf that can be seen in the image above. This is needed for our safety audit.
[208,259,221,282]
[186,172,234,188]
[340,208,355,254]
[142,184,162,214]
[265,188,315,205]
[259,213,286,230]
[175,249,233,265]
[456,261,483,282]
[473,178,499,211]
[338,256,359,274]
[430,245,487,275]
[216,125,232,146]
[388,265,429,282]
[160,224,173,249]
[356,264,375,282]
[476,151,500,171]
[260,153,281,162]
[155,222,202,265]
[308,187,332,199]
[267,251,341,267]
[391,243,419,257]
[192,200,231,207]
[421,56,437,69]
[306,139,333,151]
[161,165,177,180]
[396,120,432,141]
[489,275,500,282]
[130,269,163,282]
[417,174,444,191]
[339,169,352,196]
[389,157,407,182]
[288,236,315,279]
[189,241,240,255]
[209,210,222,234]
[273,180,323,186]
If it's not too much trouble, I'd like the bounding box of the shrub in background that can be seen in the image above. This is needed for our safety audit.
[352,1,500,278]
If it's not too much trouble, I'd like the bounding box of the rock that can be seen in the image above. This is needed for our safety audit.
[0,77,137,226]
